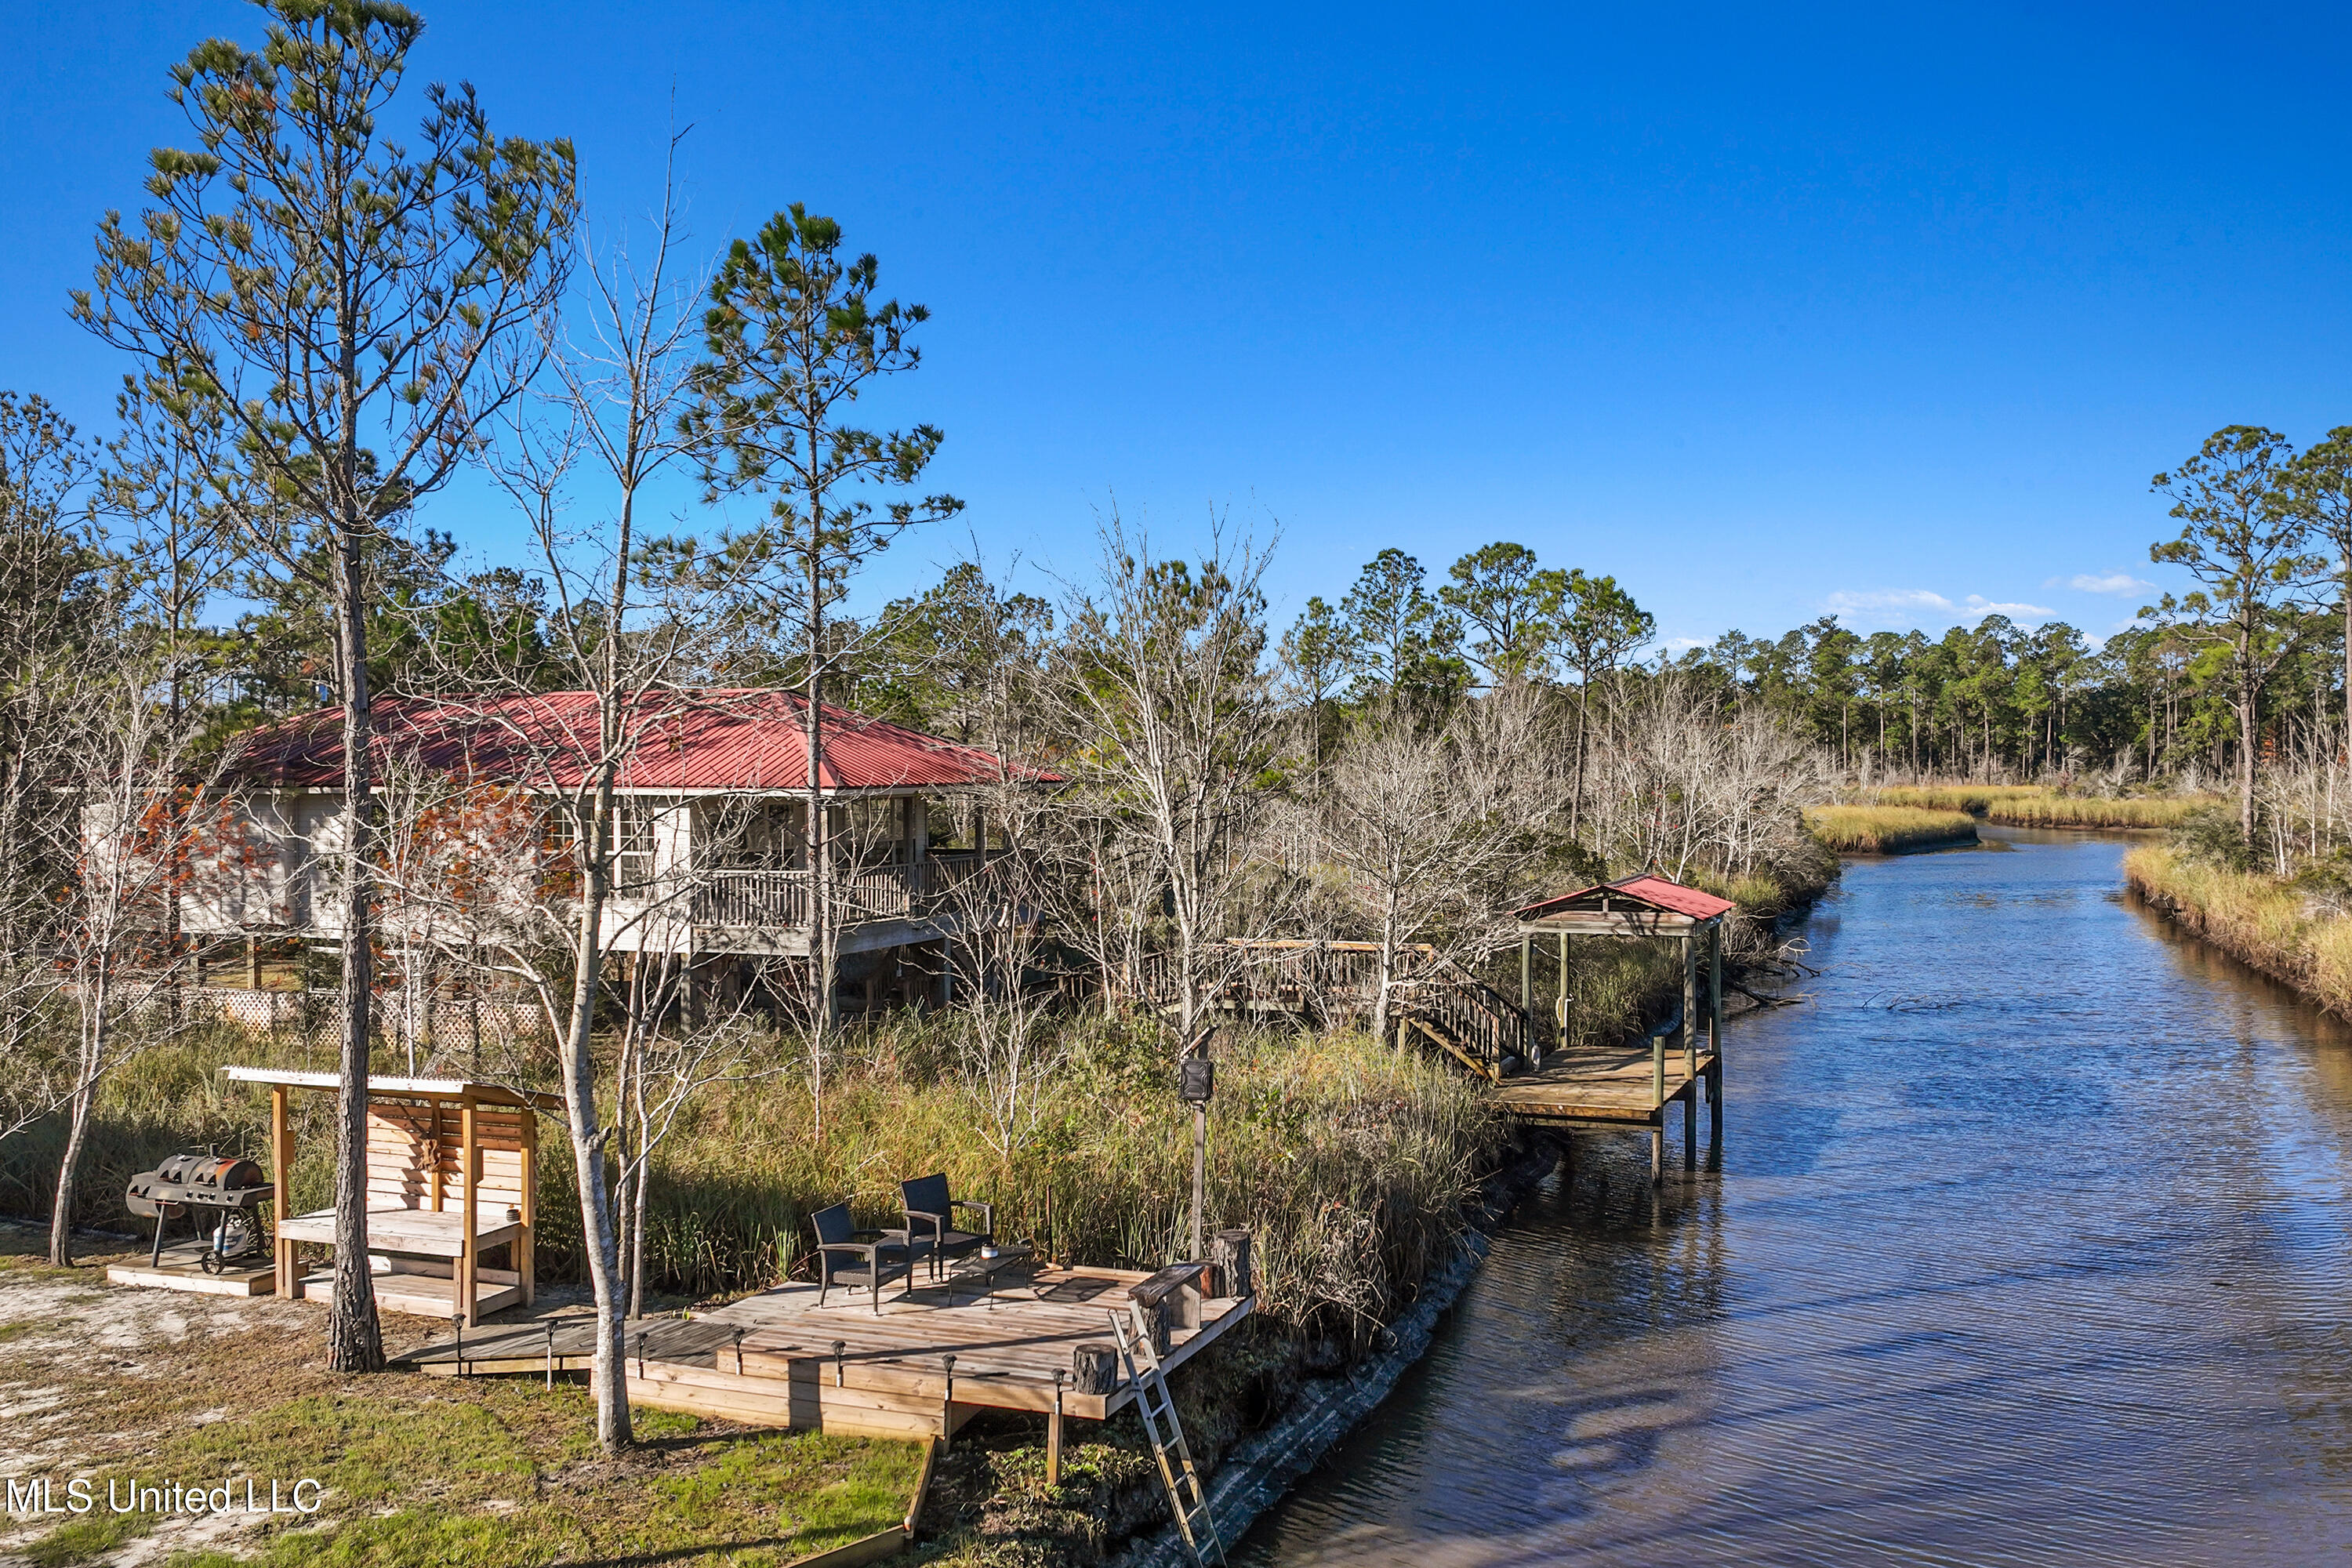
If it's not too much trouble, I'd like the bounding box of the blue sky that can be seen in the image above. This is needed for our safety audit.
[6,2,2350,652]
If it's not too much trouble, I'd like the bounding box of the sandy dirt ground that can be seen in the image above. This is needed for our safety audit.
[0,1221,593,1566]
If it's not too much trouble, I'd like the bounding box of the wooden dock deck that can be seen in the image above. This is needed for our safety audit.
[398,1262,1252,1441]
[1491,1044,1718,1126]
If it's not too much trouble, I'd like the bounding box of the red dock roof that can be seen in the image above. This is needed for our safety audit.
[227,691,1058,794]
[1513,873,1738,924]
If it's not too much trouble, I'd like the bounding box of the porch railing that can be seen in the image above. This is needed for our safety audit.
[691,849,1015,930]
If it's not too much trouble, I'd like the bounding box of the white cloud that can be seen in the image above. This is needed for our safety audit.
[1824,589,1958,614]
[1662,635,1706,652]
[1963,595,2057,618]
[1821,589,2055,628]
[2051,572,2153,596]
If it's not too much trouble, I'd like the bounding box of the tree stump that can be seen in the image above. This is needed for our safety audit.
[1211,1229,1255,1298]
[1073,1341,1120,1396]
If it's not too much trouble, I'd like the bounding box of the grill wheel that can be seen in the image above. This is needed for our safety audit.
[198,1212,262,1273]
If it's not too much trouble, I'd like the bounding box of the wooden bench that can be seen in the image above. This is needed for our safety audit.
[224,1069,554,1326]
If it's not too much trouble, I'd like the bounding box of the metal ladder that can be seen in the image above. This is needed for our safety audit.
[1109,1301,1226,1566]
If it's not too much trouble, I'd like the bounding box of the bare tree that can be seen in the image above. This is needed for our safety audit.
[49,656,234,1265]
[1055,513,1287,1258]
[1586,670,1824,880]
[1058,514,1285,1041]
[1316,682,1555,1045]
[403,163,775,1452]
[0,394,113,1135]
[75,4,575,1371]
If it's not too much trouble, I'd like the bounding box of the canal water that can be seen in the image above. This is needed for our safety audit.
[1237,827,2352,1566]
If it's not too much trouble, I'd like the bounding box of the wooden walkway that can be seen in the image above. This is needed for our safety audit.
[398,1262,1252,1441]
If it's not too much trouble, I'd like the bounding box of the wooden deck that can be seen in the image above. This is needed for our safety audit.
[1492,1044,1717,1126]
[398,1262,1252,1440]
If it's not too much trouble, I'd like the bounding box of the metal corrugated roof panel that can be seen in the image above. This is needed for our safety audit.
[1512,873,1738,924]
[227,691,1058,793]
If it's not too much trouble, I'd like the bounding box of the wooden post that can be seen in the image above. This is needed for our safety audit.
[941,1353,956,1451]
[1683,1084,1697,1171]
[1047,1370,1065,1486]
[1682,933,1697,1084]
[245,935,262,990]
[518,1103,537,1306]
[1708,920,1724,1055]
[1650,1126,1664,1185]
[1556,931,1570,1054]
[270,1084,294,1300]
[459,1094,478,1327]
[1708,920,1725,1151]
[1652,1020,1665,1109]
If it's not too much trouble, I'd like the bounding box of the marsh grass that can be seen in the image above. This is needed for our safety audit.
[2124,843,2352,1017]
[638,1017,1501,1351]
[1805,804,1979,854]
[7,1014,1499,1353]
[1872,786,2216,829]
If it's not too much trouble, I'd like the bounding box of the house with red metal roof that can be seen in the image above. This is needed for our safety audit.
[180,690,1058,1008]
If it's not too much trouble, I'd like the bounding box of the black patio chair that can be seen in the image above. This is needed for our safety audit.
[899,1172,993,1280]
[811,1202,915,1313]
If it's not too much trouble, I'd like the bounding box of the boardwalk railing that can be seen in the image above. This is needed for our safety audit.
[1391,956,1531,1082]
[1138,938,1534,1081]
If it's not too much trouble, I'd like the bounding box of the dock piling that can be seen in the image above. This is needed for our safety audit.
[1049,1369,1066,1486]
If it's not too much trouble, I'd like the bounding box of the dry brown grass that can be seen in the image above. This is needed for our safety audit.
[1873,786,2216,829]
[1804,804,1979,854]
[2122,844,2352,1017]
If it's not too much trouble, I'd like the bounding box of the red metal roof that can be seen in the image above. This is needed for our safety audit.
[1513,873,1738,924]
[227,691,1058,794]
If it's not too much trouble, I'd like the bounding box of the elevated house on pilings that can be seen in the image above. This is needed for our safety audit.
[176,690,1057,1018]
[1493,873,1735,1183]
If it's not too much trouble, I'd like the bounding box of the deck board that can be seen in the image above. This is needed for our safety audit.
[1492,1046,1716,1124]
[395,1261,1252,1434]
[277,1204,521,1255]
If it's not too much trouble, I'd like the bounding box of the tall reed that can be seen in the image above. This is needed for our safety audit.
[2124,843,2352,1017]
[1804,804,1978,853]
[5,1013,1498,1353]
[1871,786,2216,829]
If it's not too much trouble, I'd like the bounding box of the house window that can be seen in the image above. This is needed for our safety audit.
[549,800,657,894]
[612,801,655,893]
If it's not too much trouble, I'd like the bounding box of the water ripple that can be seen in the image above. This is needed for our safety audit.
[1237,829,2352,1566]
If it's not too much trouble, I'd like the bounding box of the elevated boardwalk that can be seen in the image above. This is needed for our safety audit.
[400,1262,1252,1443]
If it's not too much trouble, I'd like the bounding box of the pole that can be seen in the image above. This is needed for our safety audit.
[1190,1102,1207,1261]
[1709,920,1725,1153]
[1682,934,1697,1084]
[1557,931,1571,1054]
[1048,1370,1066,1486]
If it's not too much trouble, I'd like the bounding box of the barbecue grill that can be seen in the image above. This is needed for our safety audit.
[125,1151,274,1273]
